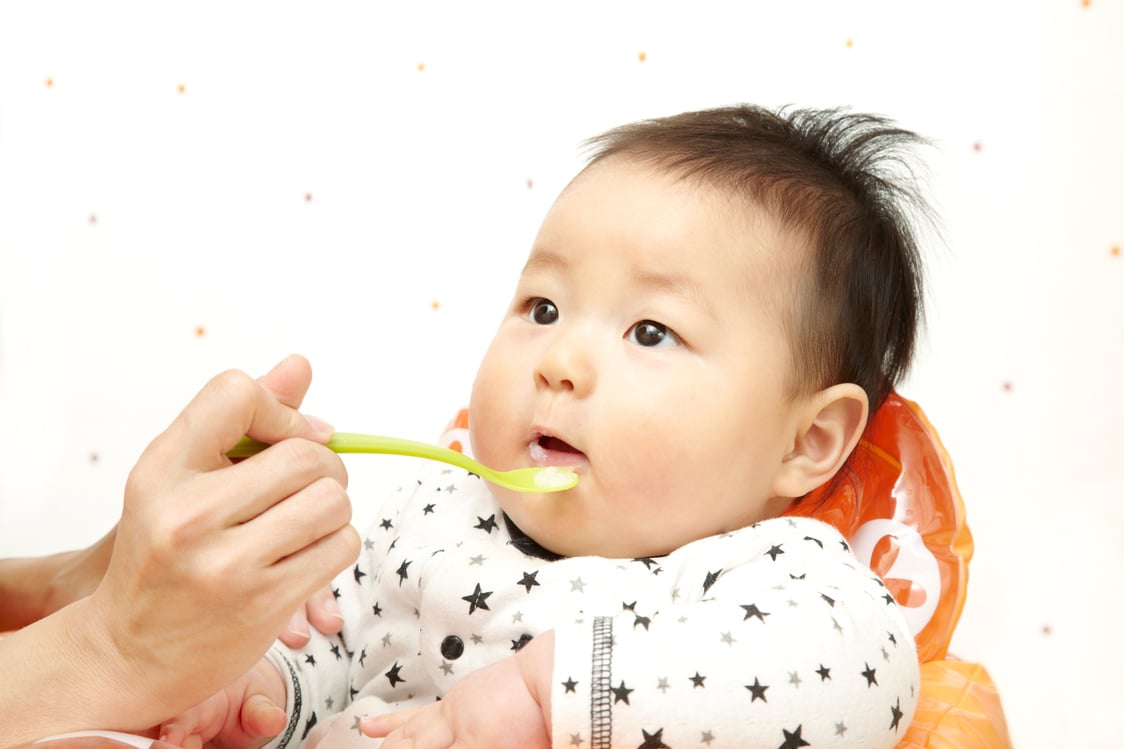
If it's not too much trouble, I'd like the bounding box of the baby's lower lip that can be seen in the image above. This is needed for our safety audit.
[528,438,588,468]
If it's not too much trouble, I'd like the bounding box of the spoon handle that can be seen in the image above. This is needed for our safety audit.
[228,432,485,476]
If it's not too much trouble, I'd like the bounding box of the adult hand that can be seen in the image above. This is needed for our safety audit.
[35,358,347,649]
[0,355,361,747]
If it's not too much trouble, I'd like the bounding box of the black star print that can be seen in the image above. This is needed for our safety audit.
[741,603,770,622]
[633,557,659,570]
[372,602,382,617]
[301,712,318,740]
[702,569,723,594]
[634,614,651,630]
[353,565,367,584]
[304,653,317,667]
[789,573,806,580]
[765,544,785,561]
[745,677,768,702]
[518,571,541,593]
[380,518,393,530]
[816,664,831,681]
[882,592,896,605]
[359,648,367,667]
[385,661,406,687]
[511,633,534,651]
[396,559,411,585]
[423,503,436,514]
[803,535,824,548]
[637,728,670,749]
[329,643,342,660]
[840,539,850,551]
[332,586,340,599]
[562,677,578,693]
[861,663,878,687]
[475,514,499,533]
[462,583,493,614]
[623,601,637,611]
[611,680,634,704]
[887,632,897,645]
[778,725,810,749]
[890,697,904,731]
[820,592,836,607]
[689,671,706,688]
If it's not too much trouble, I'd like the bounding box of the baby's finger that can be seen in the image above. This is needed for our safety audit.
[360,710,415,738]
[278,606,313,648]
[304,585,346,636]
[241,693,289,738]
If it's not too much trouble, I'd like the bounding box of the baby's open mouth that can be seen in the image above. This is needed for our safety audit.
[529,435,587,467]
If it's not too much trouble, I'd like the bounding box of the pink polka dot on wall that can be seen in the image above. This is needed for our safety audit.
[972,141,983,153]
[89,452,99,464]
[1001,381,1014,393]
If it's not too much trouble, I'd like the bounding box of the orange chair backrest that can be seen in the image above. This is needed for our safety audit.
[784,391,973,663]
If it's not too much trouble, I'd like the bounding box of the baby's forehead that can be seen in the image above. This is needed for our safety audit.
[558,157,812,276]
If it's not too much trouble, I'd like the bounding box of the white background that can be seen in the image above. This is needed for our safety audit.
[1,2,1122,746]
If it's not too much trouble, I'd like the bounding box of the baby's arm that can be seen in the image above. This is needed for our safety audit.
[159,657,289,749]
[361,631,553,749]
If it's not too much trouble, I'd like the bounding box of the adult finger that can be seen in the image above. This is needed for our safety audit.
[268,524,361,607]
[151,364,334,476]
[218,438,349,527]
[238,475,352,567]
[257,354,314,411]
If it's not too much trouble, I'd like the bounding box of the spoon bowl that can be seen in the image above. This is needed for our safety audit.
[228,432,578,494]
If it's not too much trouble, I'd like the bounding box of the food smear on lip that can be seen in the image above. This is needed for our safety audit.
[533,466,579,490]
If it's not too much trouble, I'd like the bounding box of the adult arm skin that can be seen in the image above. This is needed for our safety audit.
[0,355,361,748]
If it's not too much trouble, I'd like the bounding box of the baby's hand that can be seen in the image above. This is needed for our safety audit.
[159,658,287,749]
[361,651,550,749]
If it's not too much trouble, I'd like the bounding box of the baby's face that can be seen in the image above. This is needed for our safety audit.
[469,157,811,558]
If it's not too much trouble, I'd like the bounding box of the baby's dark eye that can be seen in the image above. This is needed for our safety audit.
[528,298,559,325]
[625,320,682,348]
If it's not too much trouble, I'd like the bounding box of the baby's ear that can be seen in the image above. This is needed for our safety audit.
[773,384,868,499]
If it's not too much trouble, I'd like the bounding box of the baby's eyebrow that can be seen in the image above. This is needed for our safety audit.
[521,248,568,276]
[633,269,715,319]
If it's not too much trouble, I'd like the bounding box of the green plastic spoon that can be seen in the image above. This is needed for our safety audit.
[227,432,578,493]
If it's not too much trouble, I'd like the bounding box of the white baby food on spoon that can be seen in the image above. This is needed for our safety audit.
[534,465,577,490]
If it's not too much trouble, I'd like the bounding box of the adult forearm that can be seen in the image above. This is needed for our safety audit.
[0,598,149,747]
[0,552,77,631]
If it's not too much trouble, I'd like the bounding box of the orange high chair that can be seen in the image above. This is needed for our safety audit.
[440,392,1013,749]
[784,392,1011,748]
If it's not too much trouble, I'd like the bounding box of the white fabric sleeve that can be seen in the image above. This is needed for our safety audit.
[550,518,920,749]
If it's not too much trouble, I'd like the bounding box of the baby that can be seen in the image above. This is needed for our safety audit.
[161,104,931,749]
